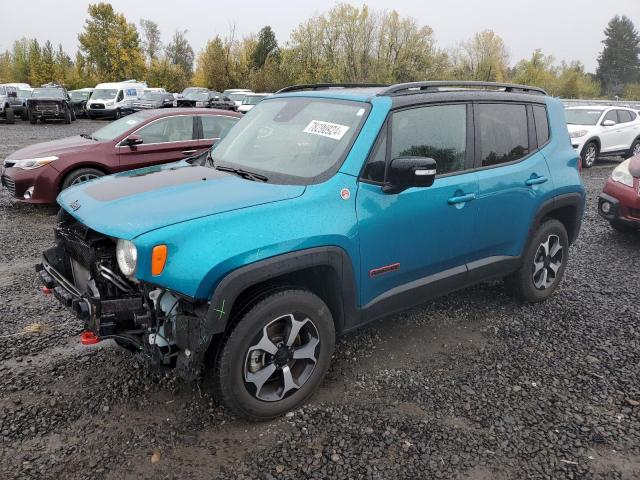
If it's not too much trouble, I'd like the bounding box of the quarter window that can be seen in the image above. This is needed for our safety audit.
[361,132,387,182]
[533,105,550,147]
[390,104,467,176]
[136,116,194,144]
[477,104,529,167]
[201,115,238,139]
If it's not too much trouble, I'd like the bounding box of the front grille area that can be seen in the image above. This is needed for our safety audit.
[177,100,196,107]
[1,175,16,197]
[35,103,60,115]
[90,103,105,110]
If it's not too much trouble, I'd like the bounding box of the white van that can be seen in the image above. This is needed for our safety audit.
[86,80,147,119]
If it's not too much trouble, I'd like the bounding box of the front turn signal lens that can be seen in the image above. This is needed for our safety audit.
[151,245,168,276]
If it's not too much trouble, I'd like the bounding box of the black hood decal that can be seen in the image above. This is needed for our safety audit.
[84,165,231,202]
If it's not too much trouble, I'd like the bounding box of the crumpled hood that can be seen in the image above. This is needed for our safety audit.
[57,162,306,239]
[6,136,100,161]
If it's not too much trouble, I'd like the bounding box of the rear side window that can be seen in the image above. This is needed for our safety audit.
[533,105,550,147]
[617,110,633,123]
[390,104,467,176]
[477,104,529,167]
[201,115,238,139]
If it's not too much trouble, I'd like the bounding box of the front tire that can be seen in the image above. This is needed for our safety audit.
[5,107,14,124]
[628,139,640,159]
[61,168,104,190]
[114,109,121,120]
[212,289,335,420]
[581,141,598,168]
[505,219,569,302]
[63,107,71,124]
[28,109,37,124]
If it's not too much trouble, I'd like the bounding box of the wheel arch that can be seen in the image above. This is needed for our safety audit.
[204,246,359,340]
[583,137,601,152]
[58,164,112,192]
[529,193,585,248]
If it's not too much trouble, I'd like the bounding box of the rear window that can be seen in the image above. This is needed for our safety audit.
[477,104,529,167]
[533,105,550,147]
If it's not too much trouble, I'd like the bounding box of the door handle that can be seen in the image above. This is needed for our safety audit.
[181,150,197,156]
[447,193,476,205]
[525,176,548,186]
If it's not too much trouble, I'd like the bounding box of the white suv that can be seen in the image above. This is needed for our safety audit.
[565,106,640,168]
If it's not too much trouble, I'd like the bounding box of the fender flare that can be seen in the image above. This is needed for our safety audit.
[203,246,359,338]
[528,192,585,248]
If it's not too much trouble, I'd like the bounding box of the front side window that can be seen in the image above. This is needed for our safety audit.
[201,115,238,139]
[602,110,617,124]
[477,104,529,167]
[211,97,369,183]
[390,104,467,175]
[116,90,124,102]
[137,116,194,144]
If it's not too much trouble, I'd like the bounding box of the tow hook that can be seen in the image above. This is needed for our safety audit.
[80,331,101,345]
[41,286,52,295]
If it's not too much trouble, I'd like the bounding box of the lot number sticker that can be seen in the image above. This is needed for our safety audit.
[304,120,350,140]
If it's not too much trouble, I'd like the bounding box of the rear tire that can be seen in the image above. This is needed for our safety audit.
[5,107,15,124]
[628,139,640,159]
[61,168,104,190]
[505,219,569,302]
[211,289,335,420]
[581,141,598,168]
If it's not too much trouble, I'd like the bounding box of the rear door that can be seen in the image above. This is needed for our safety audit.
[615,110,640,151]
[470,102,554,272]
[196,114,239,150]
[599,110,622,153]
[118,115,199,170]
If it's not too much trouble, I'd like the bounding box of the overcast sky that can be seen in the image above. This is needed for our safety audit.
[1,0,638,73]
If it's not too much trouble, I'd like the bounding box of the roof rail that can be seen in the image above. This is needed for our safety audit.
[276,83,389,94]
[380,81,547,96]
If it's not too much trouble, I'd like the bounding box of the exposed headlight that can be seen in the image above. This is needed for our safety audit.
[569,130,588,139]
[6,156,58,170]
[116,239,137,277]
[611,159,634,187]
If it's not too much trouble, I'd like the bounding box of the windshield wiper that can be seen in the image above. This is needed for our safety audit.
[215,165,268,182]
[80,133,97,141]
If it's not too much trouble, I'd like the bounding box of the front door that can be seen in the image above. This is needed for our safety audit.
[356,103,478,309]
[118,115,200,170]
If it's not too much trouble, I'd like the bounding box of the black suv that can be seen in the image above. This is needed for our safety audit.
[27,84,76,124]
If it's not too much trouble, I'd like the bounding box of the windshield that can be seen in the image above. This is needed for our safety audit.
[229,93,247,102]
[17,90,32,99]
[32,88,65,99]
[212,97,369,182]
[185,92,209,101]
[140,92,164,101]
[243,95,268,105]
[70,91,90,100]
[91,112,146,141]
[565,109,603,126]
[92,89,118,100]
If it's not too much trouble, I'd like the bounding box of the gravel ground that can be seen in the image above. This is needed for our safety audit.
[1,120,639,480]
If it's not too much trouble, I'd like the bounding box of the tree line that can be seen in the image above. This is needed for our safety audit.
[0,3,638,99]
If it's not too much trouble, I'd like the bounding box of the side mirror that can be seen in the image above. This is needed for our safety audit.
[122,134,143,147]
[383,157,437,194]
[602,119,616,127]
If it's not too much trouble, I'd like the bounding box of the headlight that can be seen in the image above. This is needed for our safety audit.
[105,100,115,106]
[611,159,634,187]
[569,130,588,139]
[6,156,58,170]
[116,239,137,277]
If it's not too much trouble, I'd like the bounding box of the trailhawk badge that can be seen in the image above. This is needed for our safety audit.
[340,188,351,200]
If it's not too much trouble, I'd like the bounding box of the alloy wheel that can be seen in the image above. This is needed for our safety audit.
[532,234,563,290]
[71,173,100,185]
[633,143,640,157]
[584,144,597,167]
[244,313,320,402]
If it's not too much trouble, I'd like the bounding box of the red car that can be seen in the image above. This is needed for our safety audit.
[598,154,640,232]
[1,108,241,204]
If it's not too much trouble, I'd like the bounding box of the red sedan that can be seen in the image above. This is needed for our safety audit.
[1,108,241,204]
[598,154,640,232]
